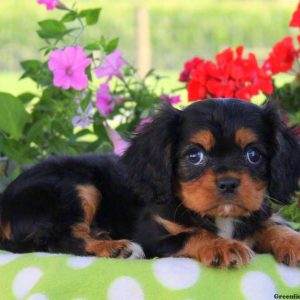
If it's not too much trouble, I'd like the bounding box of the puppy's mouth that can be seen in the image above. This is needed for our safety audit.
[201,201,251,217]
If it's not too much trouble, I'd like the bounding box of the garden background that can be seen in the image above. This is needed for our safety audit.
[0,0,298,96]
[0,0,299,197]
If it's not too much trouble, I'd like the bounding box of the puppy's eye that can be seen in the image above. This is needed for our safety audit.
[187,149,205,165]
[246,148,262,165]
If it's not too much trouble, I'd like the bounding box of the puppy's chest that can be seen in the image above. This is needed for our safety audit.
[215,217,236,239]
[214,217,258,242]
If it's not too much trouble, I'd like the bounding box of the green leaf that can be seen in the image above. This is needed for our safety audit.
[25,119,48,143]
[84,42,101,51]
[79,8,101,25]
[105,38,119,54]
[2,140,29,164]
[61,12,78,23]
[0,93,29,139]
[86,64,93,82]
[20,60,42,74]
[18,92,36,104]
[37,19,66,39]
[74,129,93,139]
[99,35,106,47]
[20,61,52,86]
[63,28,79,36]
[93,115,108,139]
[51,120,73,137]
[80,91,92,111]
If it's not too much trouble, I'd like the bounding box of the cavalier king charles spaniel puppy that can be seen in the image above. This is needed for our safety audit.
[0,99,300,268]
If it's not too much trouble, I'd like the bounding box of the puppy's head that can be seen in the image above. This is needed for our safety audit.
[122,99,300,217]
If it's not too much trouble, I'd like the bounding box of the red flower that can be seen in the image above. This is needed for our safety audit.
[290,3,300,27]
[263,36,298,75]
[181,46,273,102]
[187,80,206,100]
[187,62,208,100]
[179,57,203,82]
[207,79,235,98]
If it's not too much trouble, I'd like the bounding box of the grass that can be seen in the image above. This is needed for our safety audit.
[0,0,298,72]
[0,0,296,104]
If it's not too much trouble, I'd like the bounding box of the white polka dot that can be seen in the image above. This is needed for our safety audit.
[0,253,20,265]
[152,257,200,290]
[241,271,276,300]
[67,256,95,269]
[13,267,43,299]
[108,276,144,300]
[27,293,49,300]
[277,264,300,287]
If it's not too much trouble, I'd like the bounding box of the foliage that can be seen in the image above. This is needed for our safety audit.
[0,1,178,179]
[280,195,300,223]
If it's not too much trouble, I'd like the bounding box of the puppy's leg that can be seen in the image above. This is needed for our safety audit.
[71,223,144,259]
[145,217,253,268]
[254,220,300,266]
[68,184,144,259]
[177,230,254,268]
[0,182,144,259]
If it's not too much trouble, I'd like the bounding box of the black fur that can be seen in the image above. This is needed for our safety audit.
[263,101,300,203]
[0,99,299,258]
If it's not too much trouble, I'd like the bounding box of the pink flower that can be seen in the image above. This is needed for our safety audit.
[105,123,130,156]
[136,117,153,133]
[96,83,115,117]
[161,94,181,105]
[37,0,59,10]
[94,50,125,80]
[72,103,94,128]
[48,46,92,90]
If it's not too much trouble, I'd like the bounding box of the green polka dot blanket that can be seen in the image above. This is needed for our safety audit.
[0,251,299,300]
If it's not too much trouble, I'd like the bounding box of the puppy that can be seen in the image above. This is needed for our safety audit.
[0,99,300,268]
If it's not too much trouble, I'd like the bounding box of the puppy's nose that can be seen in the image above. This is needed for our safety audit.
[216,177,240,194]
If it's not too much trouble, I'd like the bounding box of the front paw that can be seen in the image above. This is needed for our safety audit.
[197,238,254,268]
[270,231,300,267]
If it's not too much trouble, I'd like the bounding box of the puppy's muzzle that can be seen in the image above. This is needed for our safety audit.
[216,177,240,194]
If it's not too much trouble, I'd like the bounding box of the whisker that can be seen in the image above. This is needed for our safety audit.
[173,201,185,219]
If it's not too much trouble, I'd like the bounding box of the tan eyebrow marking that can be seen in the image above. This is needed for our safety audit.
[191,130,215,151]
[235,128,257,148]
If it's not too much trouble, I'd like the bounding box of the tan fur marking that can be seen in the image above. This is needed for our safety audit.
[72,223,90,239]
[179,169,218,215]
[85,239,130,257]
[177,229,253,268]
[254,221,300,266]
[1,223,12,240]
[235,128,257,149]
[76,184,101,226]
[72,223,130,257]
[153,215,194,235]
[178,169,266,217]
[71,189,133,258]
[191,130,215,151]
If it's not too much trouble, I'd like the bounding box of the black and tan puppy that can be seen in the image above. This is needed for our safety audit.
[0,99,300,268]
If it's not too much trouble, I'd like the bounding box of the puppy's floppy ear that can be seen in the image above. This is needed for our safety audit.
[121,104,182,204]
[263,100,300,204]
